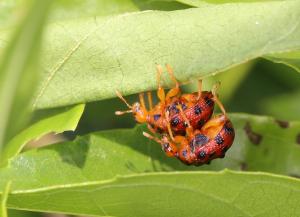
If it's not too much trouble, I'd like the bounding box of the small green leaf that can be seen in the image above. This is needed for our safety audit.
[0,104,85,166]
[33,0,300,109]
[0,0,53,150]
[0,113,299,215]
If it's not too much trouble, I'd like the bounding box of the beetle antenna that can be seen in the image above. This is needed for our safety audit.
[116,90,132,109]
[115,110,133,115]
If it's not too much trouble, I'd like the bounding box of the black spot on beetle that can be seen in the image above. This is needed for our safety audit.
[296,133,300,145]
[215,135,224,145]
[244,122,262,145]
[168,102,180,114]
[198,151,206,159]
[153,114,161,121]
[205,96,213,107]
[275,119,289,128]
[195,134,209,145]
[171,117,180,127]
[190,134,209,152]
[182,150,188,158]
[240,162,248,171]
[224,124,234,135]
[181,103,188,110]
[197,119,205,127]
[194,105,202,115]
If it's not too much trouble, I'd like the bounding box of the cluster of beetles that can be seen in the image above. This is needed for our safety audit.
[116,64,235,166]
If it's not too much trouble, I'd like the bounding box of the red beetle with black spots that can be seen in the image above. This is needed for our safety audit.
[144,112,235,166]
[115,64,221,138]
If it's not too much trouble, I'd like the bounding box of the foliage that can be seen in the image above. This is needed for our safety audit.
[0,0,299,216]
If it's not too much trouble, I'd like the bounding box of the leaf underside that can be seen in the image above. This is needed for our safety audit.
[0,113,300,216]
[31,0,300,109]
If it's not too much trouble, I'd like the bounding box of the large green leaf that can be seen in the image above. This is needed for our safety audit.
[3,172,300,216]
[0,113,300,215]
[32,0,300,109]
[0,104,85,166]
[0,0,53,149]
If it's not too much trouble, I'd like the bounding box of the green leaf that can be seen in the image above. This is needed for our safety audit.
[33,0,300,109]
[176,0,300,73]
[4,171,300,216]
[0,104,85,166]
[266,50,300,73]
[0,113,300,215]
[0,0,53,149]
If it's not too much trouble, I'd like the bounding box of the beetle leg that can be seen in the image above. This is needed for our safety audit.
[197,80,202,100]
[212,82,226,116]
[156,64,166,104]
[165,64,181,100]
[147,91,153,110]
[143,132,178,157]
[139,92,147,111]
[177,104,193,137]
[165,110,175,141]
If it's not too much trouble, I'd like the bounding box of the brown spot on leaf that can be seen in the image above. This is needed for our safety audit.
[296,133,300,145]
[240,162,248,171]
[275,119,289,128]
[244,122,262,145]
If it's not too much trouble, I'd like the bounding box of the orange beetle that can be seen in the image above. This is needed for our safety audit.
[144,103,235,166]
[115,64,221,138]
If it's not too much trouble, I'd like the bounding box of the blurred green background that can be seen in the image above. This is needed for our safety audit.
[1,0,300,216]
